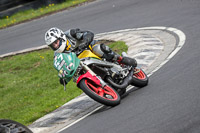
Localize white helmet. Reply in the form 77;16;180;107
45;27;67;53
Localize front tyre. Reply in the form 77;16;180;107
131;68;149;87
79;79;121;106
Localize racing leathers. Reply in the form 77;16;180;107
61;28;137;66
59;28;137;85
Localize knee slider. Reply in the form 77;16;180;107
100;43;111;53
92;44;104;57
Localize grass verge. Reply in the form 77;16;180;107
0;41;127;126
0;0;92;29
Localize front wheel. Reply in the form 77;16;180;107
131;68;149;87
79;79;121;106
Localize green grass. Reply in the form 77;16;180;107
0;49;83;125
0;0;90;29
108;41;128;55
0;41;127;126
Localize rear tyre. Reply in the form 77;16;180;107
79;79;121;106
131;68;149;87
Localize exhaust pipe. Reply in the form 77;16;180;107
106;69;134;90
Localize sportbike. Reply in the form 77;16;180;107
54;48;148;106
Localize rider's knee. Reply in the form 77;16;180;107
92;44;104;57
92;43;116;61
100;43;111;53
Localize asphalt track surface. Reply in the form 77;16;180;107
1;0;200;133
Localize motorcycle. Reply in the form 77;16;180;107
53;48;148;106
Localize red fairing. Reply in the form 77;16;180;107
77;71;101;86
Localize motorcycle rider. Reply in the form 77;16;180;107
45;27;137;84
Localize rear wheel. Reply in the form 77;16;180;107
131;68;149;87
79;79;121;106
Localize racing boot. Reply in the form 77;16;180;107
115;54;137;67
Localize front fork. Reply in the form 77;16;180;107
77;61;107;87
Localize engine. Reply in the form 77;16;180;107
81;57;130;83
109;65;130;83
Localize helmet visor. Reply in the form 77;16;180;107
49;39;62;51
